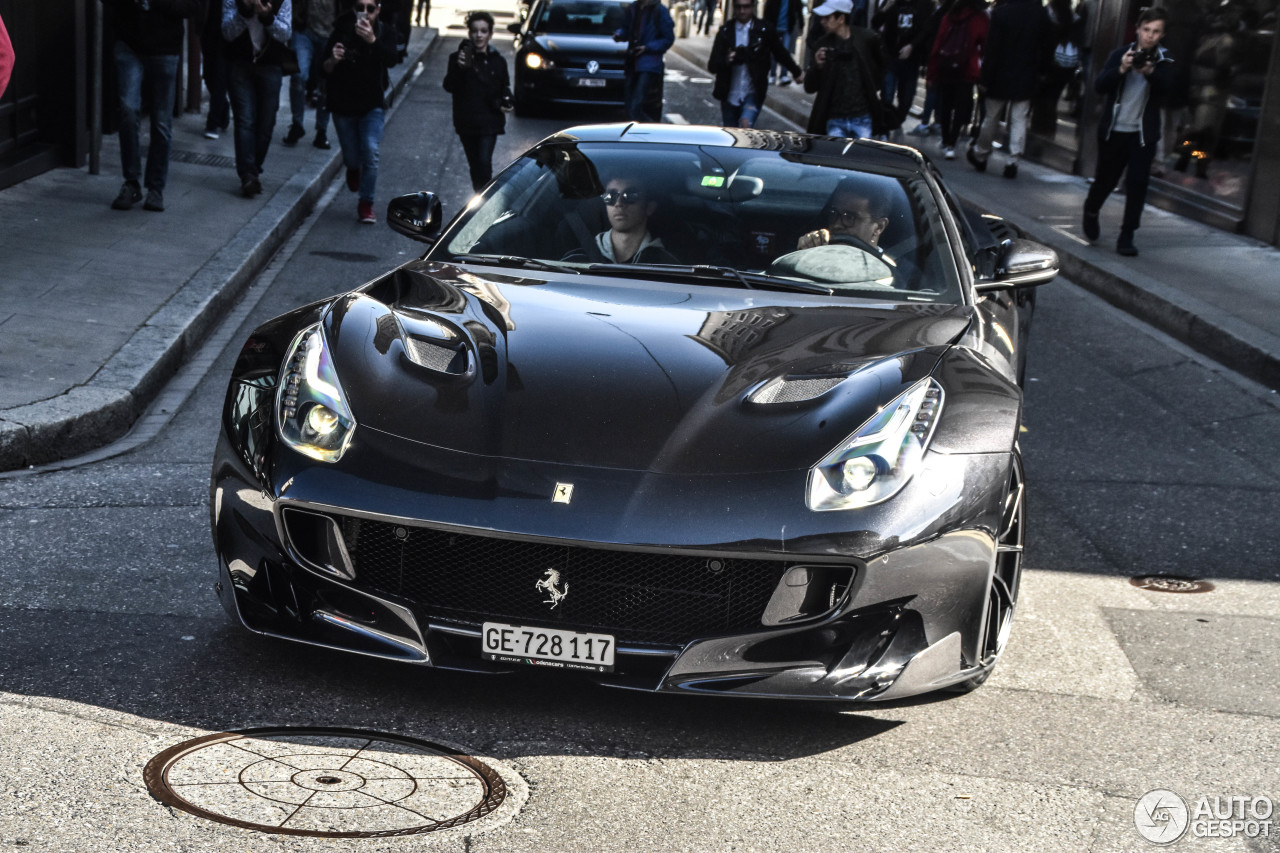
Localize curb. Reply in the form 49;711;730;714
0;32;439;473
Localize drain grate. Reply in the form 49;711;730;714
141;147;238;169
143;727;507;838
1129;575;1216;594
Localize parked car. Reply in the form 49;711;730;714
211;124;1056;701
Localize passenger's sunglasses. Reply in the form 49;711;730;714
823;205;873;227
602;188;644;206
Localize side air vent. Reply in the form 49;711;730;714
404;336;465;373
749;376;846;405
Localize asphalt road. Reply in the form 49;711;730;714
0;38;1277;853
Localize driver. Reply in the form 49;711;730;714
565;176;679;264
797;178;891;252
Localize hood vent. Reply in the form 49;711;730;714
404;336;462;373
750;375;847;405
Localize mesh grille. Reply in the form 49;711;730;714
753;376;845;405
403;337;457;372
334;516;793;647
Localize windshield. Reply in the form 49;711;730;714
435;142;963;304
531;0;624;35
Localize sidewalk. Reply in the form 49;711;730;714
670;31;1280;392
0;29;436;473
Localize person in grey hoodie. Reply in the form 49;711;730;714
1082;6;1173;256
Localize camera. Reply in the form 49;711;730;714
1130;44;1157;69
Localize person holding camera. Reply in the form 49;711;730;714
321;0;398;223
612;0;674;123
804;0;887;140
443;11;512;192
708;0;802;128
1082;6;1173;256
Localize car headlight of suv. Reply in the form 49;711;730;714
807;378;943;511
524;51;551;69
276;325;357;463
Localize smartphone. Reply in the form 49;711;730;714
356;10;368;23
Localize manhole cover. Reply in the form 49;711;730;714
143;727;507;837
1129;575;1216;594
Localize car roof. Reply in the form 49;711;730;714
543;123;930;173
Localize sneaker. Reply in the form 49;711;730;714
778;74;792;86
1082;207;1100;241
283;123;305;146
346;167;361;193
142;188;164;211
944;147;956;160
313;133;331;150
111;181;142;210
357;199;376;224
241;176;262;198
966;145;987;172
204;127;220;140
1002;162;1018;179
906;122;932;137
1116;230;1138;256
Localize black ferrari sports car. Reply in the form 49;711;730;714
211;124;1057;701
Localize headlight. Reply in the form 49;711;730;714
806;378;943;511
525;51;548;69
276;325;357;462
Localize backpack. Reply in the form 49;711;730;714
936;18;969;75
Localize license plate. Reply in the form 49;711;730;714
482;622;615;672
577;77;607;87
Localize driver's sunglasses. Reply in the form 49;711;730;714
823;205;872;227
602;188;644;206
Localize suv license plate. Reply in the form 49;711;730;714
482;622;615;672
577;77;607;87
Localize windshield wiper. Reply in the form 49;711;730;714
451;253;581;275
585;263;835;295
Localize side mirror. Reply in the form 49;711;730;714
507;20;522;33
387;192;444;244
976;238;1059;291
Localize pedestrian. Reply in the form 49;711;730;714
1082;7;1173;256
201;0;231;139
284;0;336;150
965;0;1052;178
707;0;802;128
762;0;802;85
612;0;674;123
803;0;888;140
223;0;293;198
694;0;717;36
871;0;935;133
904;0;950;137
924;0;986;159
413;0;430;27
322;0;399;223
0;12;15;98
443;11;512;191
105;0;202;212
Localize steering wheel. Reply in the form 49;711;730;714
827;232;882;257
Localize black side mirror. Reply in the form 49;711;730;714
507;20;522;33
387;192;444;244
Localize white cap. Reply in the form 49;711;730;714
813;0;853;16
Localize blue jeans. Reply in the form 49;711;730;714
458;133;497;191
333;109;385;202
289;29;330;134
624;70;660;123
114;42;179;191
720;93;761;129
227;58;284;182
881;58;919;127
826;113;873;139
770;29;794;80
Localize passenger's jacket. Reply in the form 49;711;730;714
320;12;399;115
707;18;801;104
1094;43;1174;146
442;41;511;136
614;0;675;74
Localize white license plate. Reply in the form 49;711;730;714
577;77;607;87
482;622;615;672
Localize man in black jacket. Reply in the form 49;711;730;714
871;0;935;133
966;0;1053;179
1082;7;1173;256
804;0;887;139
105;0;202;212
708;0;802;128
322;0;399;223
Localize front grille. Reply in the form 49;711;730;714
335;516;792;647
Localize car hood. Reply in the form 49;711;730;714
323;263;971;475
531;33;627;61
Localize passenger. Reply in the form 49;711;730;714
797;177;892;251
564;177;679;264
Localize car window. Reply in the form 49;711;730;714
532;0;623;34
436;142;964;304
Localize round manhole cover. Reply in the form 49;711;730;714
1129;575;1216;594
143;727;507;837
